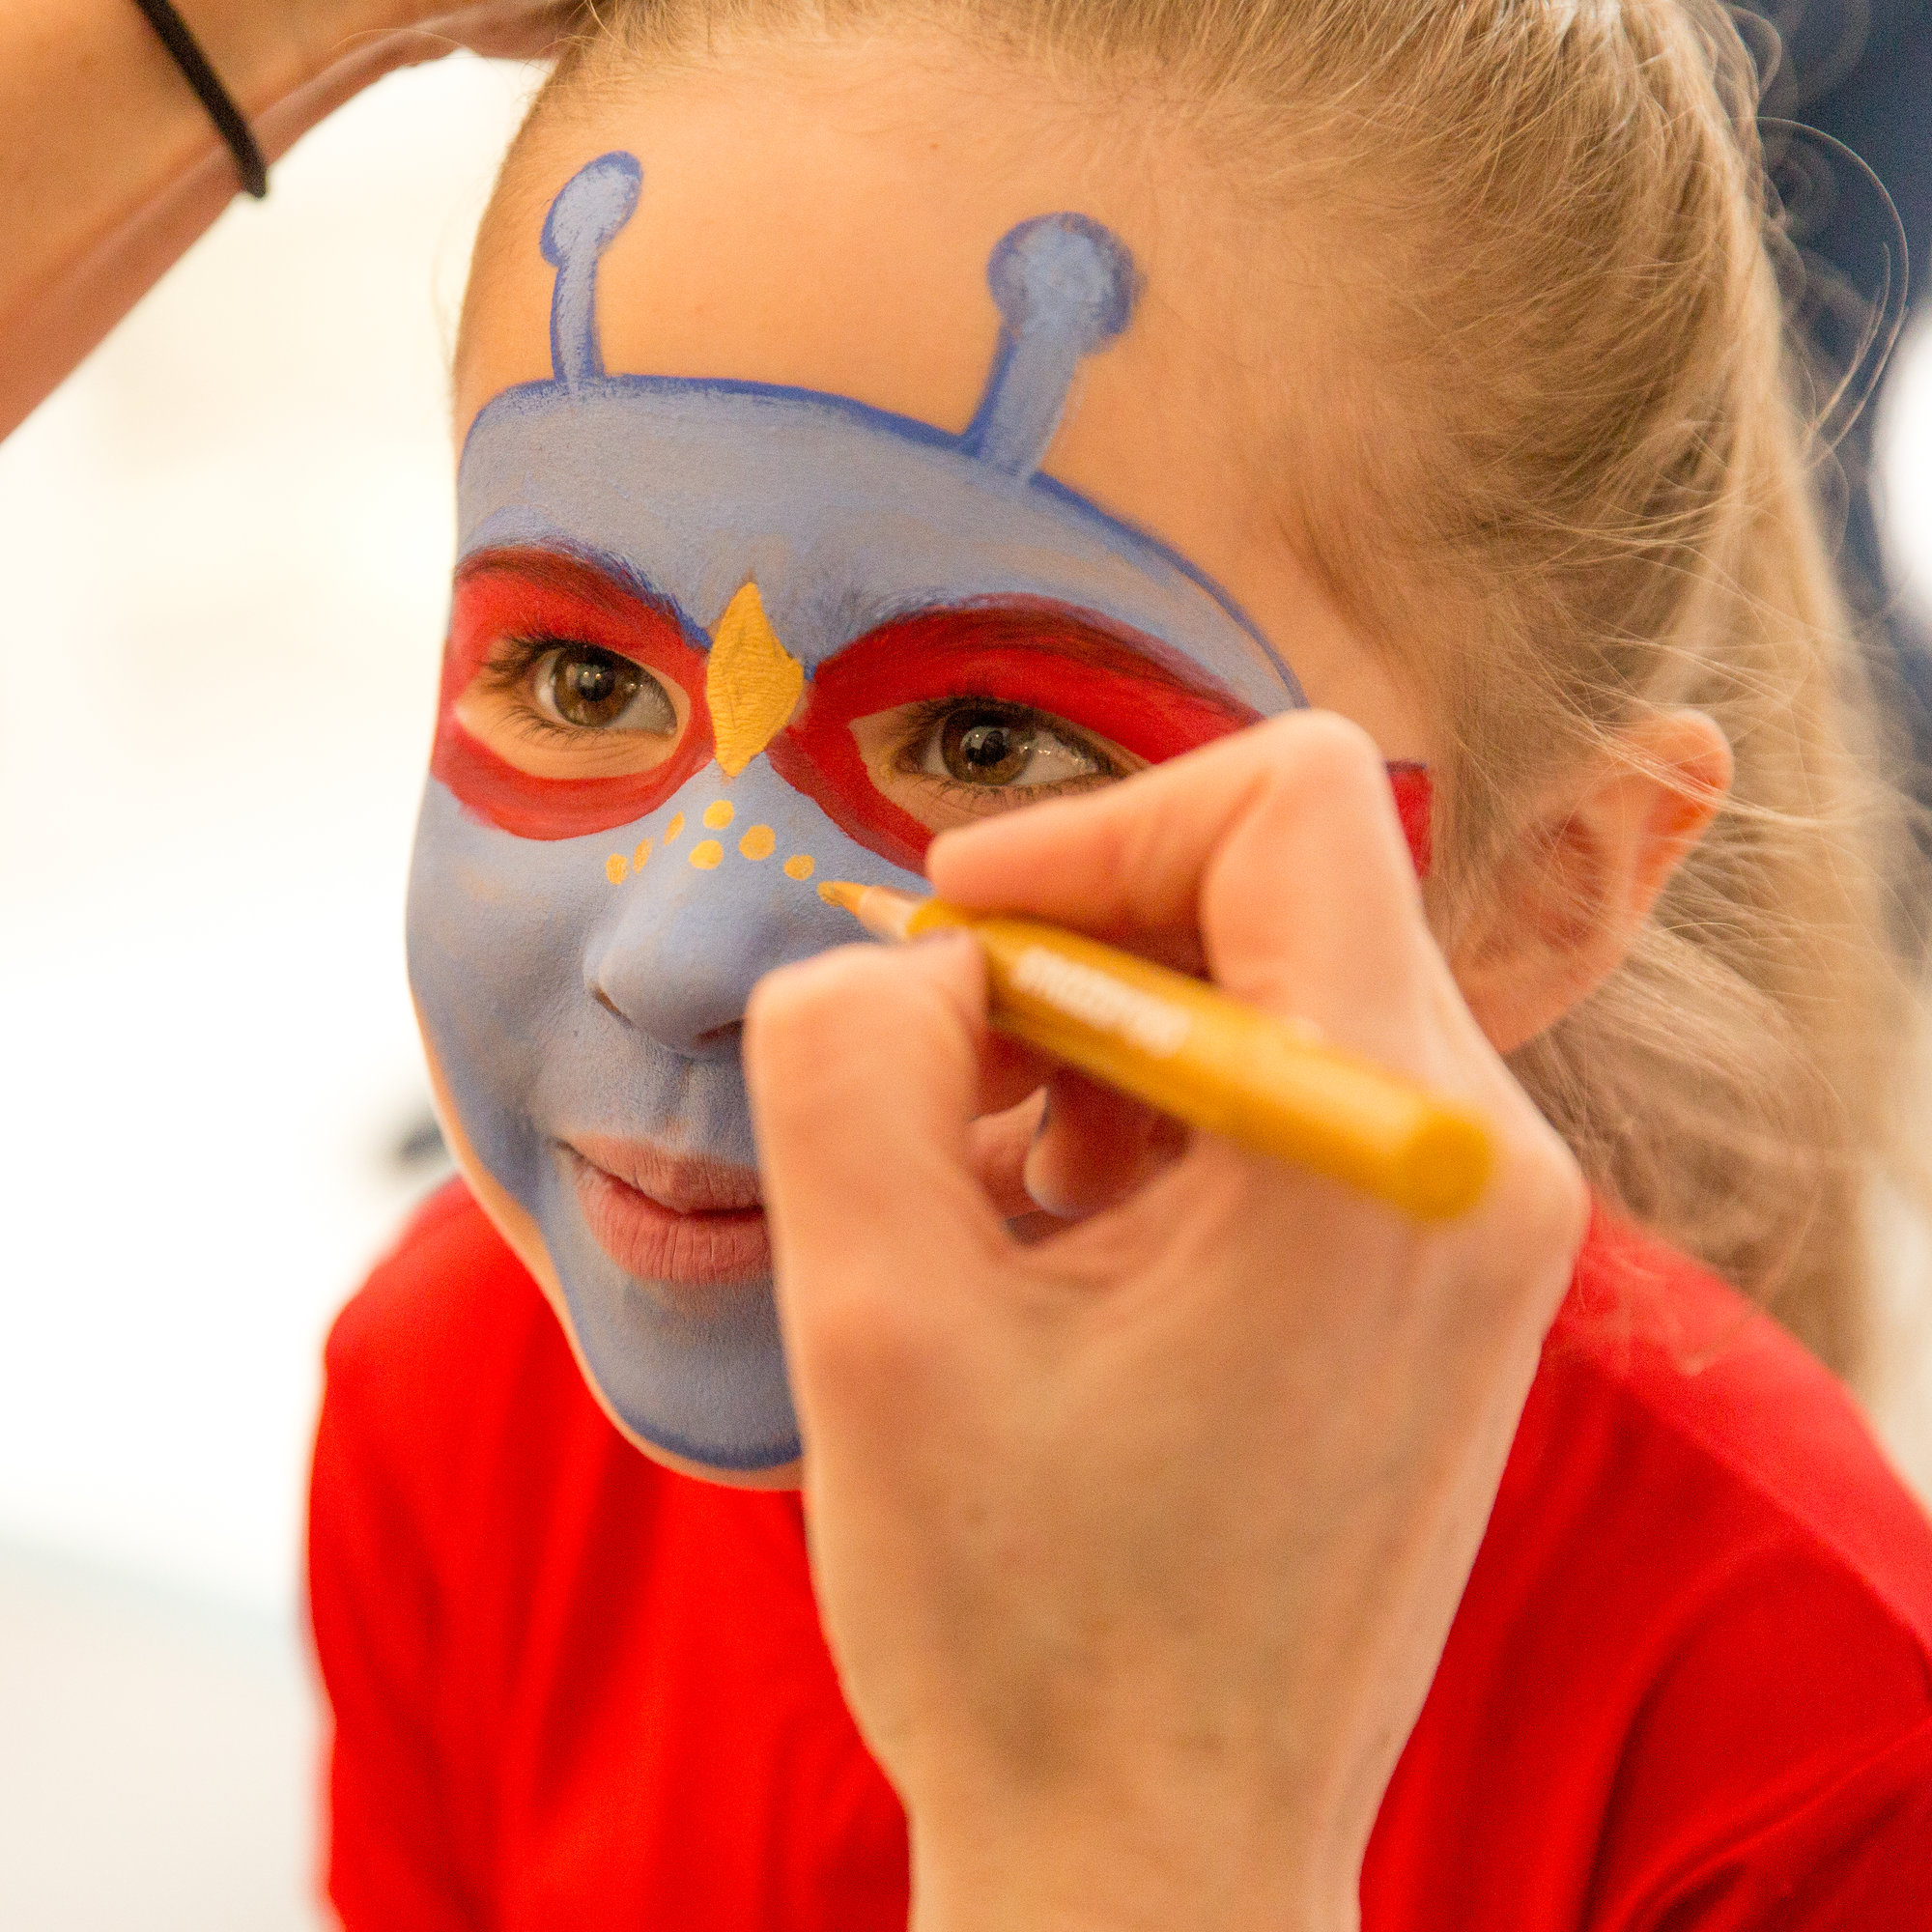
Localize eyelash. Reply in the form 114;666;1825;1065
475;642;1124;791
479;635;639;744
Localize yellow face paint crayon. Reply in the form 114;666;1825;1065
818;881;1493;1222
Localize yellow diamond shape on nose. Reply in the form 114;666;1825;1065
707;582;805;779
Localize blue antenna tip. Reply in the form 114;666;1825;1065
541;152;644;270
985;213;1141;350
962;213;1144;479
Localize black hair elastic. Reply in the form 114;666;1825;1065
130;0;269;199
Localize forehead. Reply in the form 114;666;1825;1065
455;45;1289;565
460;376;1298;704
452;43;1429;751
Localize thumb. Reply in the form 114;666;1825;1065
744;932;1010;1378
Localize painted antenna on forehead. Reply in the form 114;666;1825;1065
962;213;1142;481
541;151;644;396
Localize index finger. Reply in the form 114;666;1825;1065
925;712;1432;1037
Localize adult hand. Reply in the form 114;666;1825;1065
251;0;579;199
1;0;581;437
326;0;580;69
745;713;1588;1932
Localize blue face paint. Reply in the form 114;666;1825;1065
407;151;1306;1471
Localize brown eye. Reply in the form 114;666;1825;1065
552;646;639;725
533;643;677;734
940;707;1037;785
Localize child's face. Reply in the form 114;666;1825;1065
412;43;1428;1476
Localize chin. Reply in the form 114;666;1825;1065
420;1040;806;1485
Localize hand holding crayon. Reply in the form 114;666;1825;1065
820;881;1494;1221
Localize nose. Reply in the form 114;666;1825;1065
586;830;808;1059
582;584;883;1060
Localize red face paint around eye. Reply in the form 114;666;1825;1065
767;601;1434;876
767;602;1263;871
433;548;715;841
435;568;1436;871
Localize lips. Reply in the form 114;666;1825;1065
564;1135;770;1286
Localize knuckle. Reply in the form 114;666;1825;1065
748;943;983;1125
1548;1155;1592;1256
1215;713;1407;899
1267;709;1386;799
749;946;888;1036
746;953;883;1094
795;1276;939;1410
1500;1122;1591;1264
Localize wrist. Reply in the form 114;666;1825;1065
159;0;492;189
166;0;424;115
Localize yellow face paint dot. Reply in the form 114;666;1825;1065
633;838;652;870
690;839;724;870
665;812;685;842
783;854;815;881
702;799;735;830
605;854;628;884
738;824;776;862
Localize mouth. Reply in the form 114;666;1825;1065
563;1134;770;1287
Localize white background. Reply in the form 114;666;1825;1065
0;53;535;1928
2;49;1931;1930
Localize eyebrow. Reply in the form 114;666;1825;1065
457;543;659;608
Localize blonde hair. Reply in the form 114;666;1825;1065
521;0;1927;1383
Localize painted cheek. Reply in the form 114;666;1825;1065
432;548;716;840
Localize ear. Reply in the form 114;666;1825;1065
1451;709;1732;1054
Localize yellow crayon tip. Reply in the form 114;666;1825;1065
821;881;926;941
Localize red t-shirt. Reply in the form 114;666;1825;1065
308;1182;1932;1928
